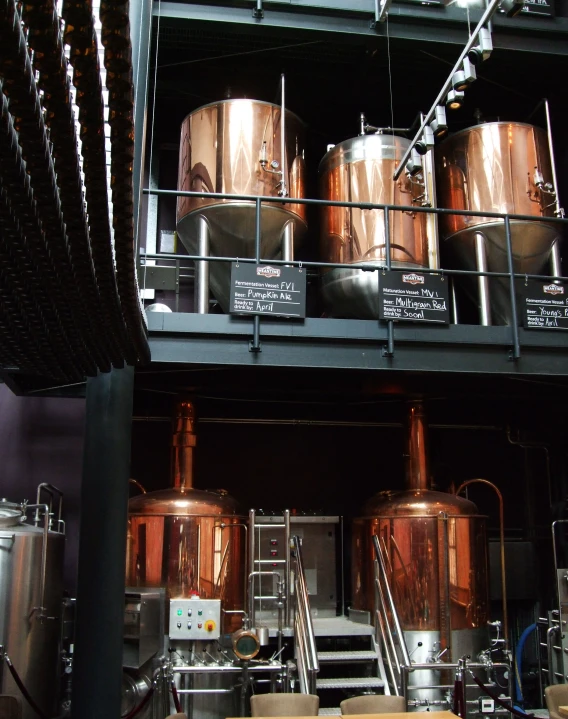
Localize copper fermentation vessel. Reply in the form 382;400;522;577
177;99;307;309
436;122;561;323
319;134;429;318
352;402;489;703
126;401;245;633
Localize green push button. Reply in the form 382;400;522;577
177;609;183;616
198;610;203;616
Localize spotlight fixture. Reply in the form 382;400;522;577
467;28;493;65
451;57;477;92
500;0;524;16
406;149;423;176
415;126;435;155
446;89;465;111
430;106;448;139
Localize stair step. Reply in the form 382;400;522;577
316;677;384;690
318;650;377;663
318;709;341;716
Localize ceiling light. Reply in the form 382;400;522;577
446;89;465;111
406;149;423;176
451;57;477;91
467;28;493;65
430;106;448;139
415;126;435;155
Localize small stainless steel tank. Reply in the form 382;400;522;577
176;99;307;310
319;134;429;318
0;491;65;719
436;122;561;323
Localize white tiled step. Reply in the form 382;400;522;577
316;677;384;690
318;708;341;716
318;651;378;662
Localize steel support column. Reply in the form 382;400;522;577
71;366;135;719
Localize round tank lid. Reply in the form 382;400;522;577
182;98;305;127
437;120;542;147
319;133;410;174
0;498;25;527
360;489;482;517
128;486;244;516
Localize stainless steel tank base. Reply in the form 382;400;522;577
321;263;424;319
177;206;307;311
404;628;489;712
444;221;560;324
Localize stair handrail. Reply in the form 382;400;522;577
292;535;319;694
372;534;411;694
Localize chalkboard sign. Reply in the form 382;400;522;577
379;271;450;324
523;280;568;329
518;0;554;17
230;263;306;318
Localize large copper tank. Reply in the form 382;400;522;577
352;403;489;705
126;401;245;633
319;134;429;318
176;99;307;310
436;122;561;323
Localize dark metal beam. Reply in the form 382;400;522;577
71;367;135;719
154;1;568;55
147;313;568;375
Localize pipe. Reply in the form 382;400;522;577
514;623;537;701
196;216;210;314
280;74;287;197
474;232;492;326
454;479;508;650
284;509;291;628
172;399;197;490
282;222;294;263
129;478;147;494
406;401;429;491
544;99;564;219
468;671;535;718
2;651;49;719
248;509;256;629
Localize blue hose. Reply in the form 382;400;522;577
515;623;538;702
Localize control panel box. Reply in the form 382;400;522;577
169;598;221;641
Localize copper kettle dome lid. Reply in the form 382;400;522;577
361;488;480;518
129;486;243;517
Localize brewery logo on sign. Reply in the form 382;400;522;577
256;266;281;278
543;284;564;295
402;273;425;285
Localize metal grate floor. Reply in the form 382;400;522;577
316;677;384;690
318;650;378;662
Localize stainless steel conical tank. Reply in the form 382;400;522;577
435;122;561;324
319;134;429;318
176;99;307;310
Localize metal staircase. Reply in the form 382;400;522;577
313;620;388;715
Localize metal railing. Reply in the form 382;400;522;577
372;534;411;697
292;535;319;695
141;187;568;359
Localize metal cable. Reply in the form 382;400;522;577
99;0;150;365
0;0;98;376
